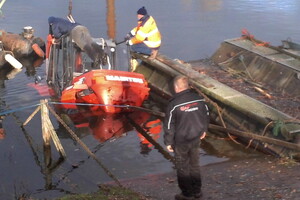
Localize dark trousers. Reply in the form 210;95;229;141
174;140;202;197
71;26;106;65
130;43;152;55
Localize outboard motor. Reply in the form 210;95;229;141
22;26;34;40
0;27;45;58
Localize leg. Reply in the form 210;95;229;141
189;140;202;196
174;144;194;198
130;43;152;55
71;25;107;66
71;26;94;52
149;49;158;59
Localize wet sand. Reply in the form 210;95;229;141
118;155;300;200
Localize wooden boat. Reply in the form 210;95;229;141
46;34;150;113
131;38;300;159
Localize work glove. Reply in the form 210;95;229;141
126;39;131;45
124;33;131;41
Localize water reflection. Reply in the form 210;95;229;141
0;115;4;139
20;57;44;77
180;0;222;11
230;0;298;12
0;56;43;84
0;64;14;88
57;105;162;151
200;0;222;11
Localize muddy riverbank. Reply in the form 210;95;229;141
116;155;299;200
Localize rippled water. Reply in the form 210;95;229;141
0;0;299;198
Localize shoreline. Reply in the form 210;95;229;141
116;155;299;200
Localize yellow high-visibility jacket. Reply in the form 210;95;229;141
129;15;161;49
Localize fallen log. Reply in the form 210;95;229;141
209;124;300;151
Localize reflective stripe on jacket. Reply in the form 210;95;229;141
163;89;210;146
130;15;161;48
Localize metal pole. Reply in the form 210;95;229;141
0;0;7;9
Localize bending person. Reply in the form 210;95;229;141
48;16;106;67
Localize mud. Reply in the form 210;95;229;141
118;155;300;200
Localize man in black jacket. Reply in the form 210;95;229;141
164;75;209;200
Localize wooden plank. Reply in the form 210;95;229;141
209;124;300;151
41;99;51;167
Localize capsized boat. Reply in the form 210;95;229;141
46;32;150;113
60;69;150;113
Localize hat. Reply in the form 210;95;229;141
137;6;147;15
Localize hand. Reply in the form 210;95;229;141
51;38;60;44
124;33;131;40
126;39;132;46
167;145;174;152
200;132;206;140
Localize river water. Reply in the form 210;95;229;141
0;0;299;199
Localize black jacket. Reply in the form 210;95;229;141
163;89;209;146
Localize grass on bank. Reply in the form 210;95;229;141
56;185;148;200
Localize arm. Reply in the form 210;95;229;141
51;24;63;39
163;103;176;152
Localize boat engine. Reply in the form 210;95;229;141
22;26;34;39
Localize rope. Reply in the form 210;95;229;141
241;28;270;47
191;86;241;145
50;101;133;108
0;103;42;116
0;101;165;118
67;0;75;23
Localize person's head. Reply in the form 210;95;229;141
173;75;189;93
137;6;148;19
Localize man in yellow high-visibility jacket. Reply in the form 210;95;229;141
126;6;161;59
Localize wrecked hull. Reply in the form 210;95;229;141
211;37;300;97
132;52;300;159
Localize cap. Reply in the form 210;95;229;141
137;6;147;15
